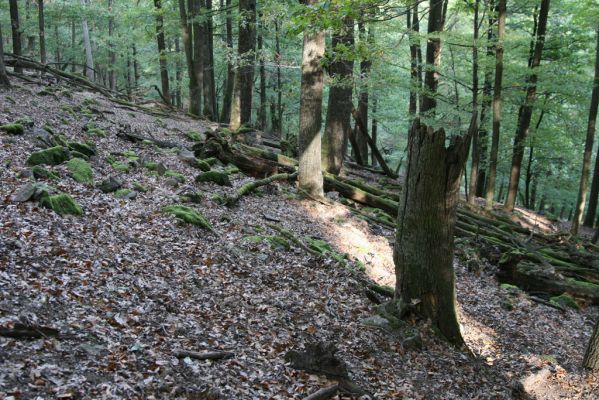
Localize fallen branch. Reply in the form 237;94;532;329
266;223;320;256
0;323;59;339
173;349;234;361
304;384;339;400
226;172;298;206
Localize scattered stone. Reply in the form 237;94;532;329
98;176;123;193
39;193;83;216
401;332;423;351
196;171;231;186
18;169;33;179
195;159;212;172
32;127;55;148
132;182;148;193
163;205;213;231
26;146;70;166
11;183;37;202
66;158;94;185
114;188;137;200
550;293;580;310
1;123;25;135
165;170;185;184
177;149;197;165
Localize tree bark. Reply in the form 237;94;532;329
298;0;325;198
220;0;235;122
179;0;201;115
355;20;371;165
108;0;116;90
322;16;354;175
154;0;171;105
257;26;267;130
132;44;140;87
37;0;46;64
393;0;468;346
275;20;283;135
191;0;205;114
372;96;378;167
0;23;11;87
201;0;217;120
175;37;183;108
230;0;257;130
584;320;599;371
80;0;95;82
504;0;551;212
25;0;35;56
70;19;76;73
485;0;506;210
9;0;22;74
467;0;481;205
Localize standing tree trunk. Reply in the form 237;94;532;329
201;0;217;120
275;20;283;135
355;19;371;165
230;0;257;130
191;0;205;115
175;37;183;108
25;0;35;56
70;19;76;73
572;28;599;235
0;23;11;87
297;0;325;198
257;25;267;130
467;0;481;204
372;96;378;167
220;0;235;122
322;16;354;175
504;0;551;212
80;0;95;82
37;0;46;64
154;0;171;105
485;0;506;210
108;0;116;90
179;0;201;116
9;0;22;74
584;320;599;370
393;0;470;346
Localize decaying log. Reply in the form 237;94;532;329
304;384;339;400
173;349;234;361
0;323;59;339
226;172;298;205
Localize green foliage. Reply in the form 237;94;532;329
66;158;94;185
27;146;70;166
165;170;186;183
0;123;24;135
32;166;59;180
196;171;231;186
162;205;213;231
39;193;83;216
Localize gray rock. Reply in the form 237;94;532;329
361;315;392;330
98;176;123;193
401;332;423;351
18;169;33;179
33;128;55;148
11;183;36;202
164;177;181;188
156;163;167;176
178;149;197;165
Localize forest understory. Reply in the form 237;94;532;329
1;81;598;399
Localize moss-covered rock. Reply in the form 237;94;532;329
32;165;59;180
165;170;186;184
195;159;212;172
145;161;167;175
14;117;34;127
111;162;130;173
133;182;148;193
122;150;138;160
550;293;580;310
187;131;203;141
66;158;94;185
98;176;122;193
114;188;137;199
0;123;24;135
71;151;89;160
87;128;106;137
39;193;83;216
163;205;213;230
244;235;290;250
68;141;96;157
27;146;70;166
181;191;203;204
195;171;231;186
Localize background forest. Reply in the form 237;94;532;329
2;0;598;221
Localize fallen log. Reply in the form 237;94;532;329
173;349;234;361
0;323;59;339
304;384;339;400
226;172;298;205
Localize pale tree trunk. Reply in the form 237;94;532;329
485;0;506;211
108;0;116;90
25;0;35;56
0;24;11;87
298;0;325;198
37;0;46;64
178;0;201;116
467;0;480;204
230;0;257;130
154;0;171;105
220;0;235;122
9;0;22;74
575;28;599;232
322;16;354;175
80;0;95;82
393;0;470;346
584;320;599;370
504;0;551;212
257;27;267;130
355;19;371;165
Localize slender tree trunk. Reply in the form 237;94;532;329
201;0;217;119
108;0;116;90
154;0;171;105
0;23;11;87
275;20;283;135
525;140;535;208
179;0;201;115
504;0;551;212
132;44;140;87
584;320;599;370
298;0;325;198
571;28;599;235
393;0;468;346
25;0;35;56
191;0;205;115
220;0;235;122
175;37;183;108
37;0;46;64
467;0;481;204
9;0;22;74
257;26;267;130
485;0;506;210
80;0;95;81
372;96;378;167
230;0;257;130
70;19;76;73
126;47;132;98
54;24;61;65
322;16;354;175
355;20;371;165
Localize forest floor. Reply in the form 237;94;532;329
1;81;598;399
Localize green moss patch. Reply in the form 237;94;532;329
32;166;59;180
68;141;96;157
39;193;83;216
306;237;348;263
111;162;130;173
165;170;186;184
27;146;70;166
114;188;135;199
66;158;94;185
163;205;213;231
550;293;580;310
133;182;148;193
0;123;24;135
187;131;202;141
244;235;290;250
195;171;231;186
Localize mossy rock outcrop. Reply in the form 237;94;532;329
0;123;24;135
67;141;96;157
163;205;213;231
98;176;122;193
27;146;70;166
165;170;186;184
32;166;59;180
550;293;580;310
195;171;231;186
114;188;137;199
66;158;94;185
40;193;83;216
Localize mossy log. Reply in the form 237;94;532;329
226;172;298;206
